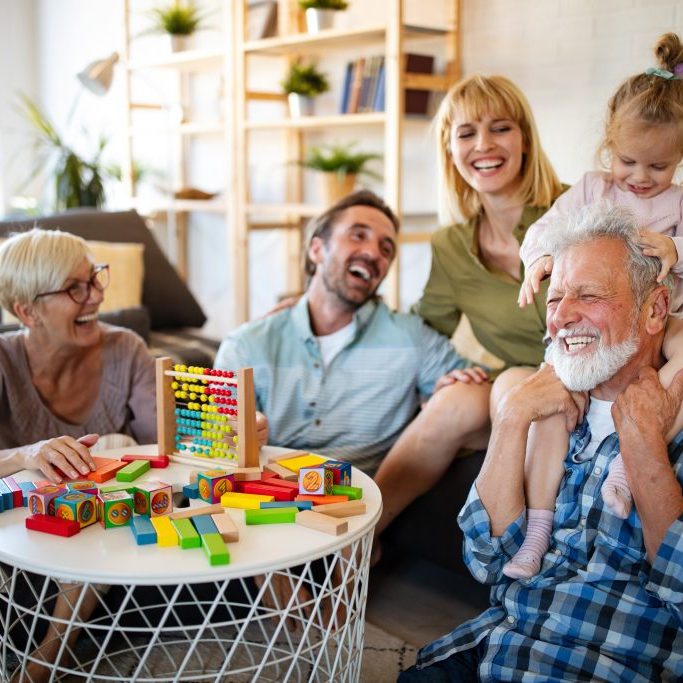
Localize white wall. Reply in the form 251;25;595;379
0;0;680;338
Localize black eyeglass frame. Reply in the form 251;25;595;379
33;264;110;304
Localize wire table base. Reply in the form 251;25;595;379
1;531;372;683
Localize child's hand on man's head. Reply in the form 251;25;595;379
639;230;678;281
518;255;553;308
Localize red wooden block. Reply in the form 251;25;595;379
121;454;170;468
241;482;297;502
26;514;81;537
295;494;349;506
257;477;299;492
3;477;24;507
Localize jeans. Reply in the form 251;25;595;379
398;640;485;682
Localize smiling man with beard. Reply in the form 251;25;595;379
215;190;468;475
404;202;683;682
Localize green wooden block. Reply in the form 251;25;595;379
116;460;150;482
171;518;201;549
201;533;230;566
331;484;362;500
245;507;297;525
100;484;135;494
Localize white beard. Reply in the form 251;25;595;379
546;328;638;392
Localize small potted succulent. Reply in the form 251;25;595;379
281;61;330;117
299;0;348;34
149;1;205;51
301;142;381;204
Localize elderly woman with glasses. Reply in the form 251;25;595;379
0;227;156;483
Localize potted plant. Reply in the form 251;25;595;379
281;61;330;117
299;0;348;34
149;1;205;51
300;142;381;204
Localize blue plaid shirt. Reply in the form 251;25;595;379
418;419;683;681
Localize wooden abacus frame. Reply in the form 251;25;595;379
155;357;259;469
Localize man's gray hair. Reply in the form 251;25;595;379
540;201;673;308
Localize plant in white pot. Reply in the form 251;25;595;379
149;1;206;51
299;0;349;34
301;142;382;205
281;61;330;118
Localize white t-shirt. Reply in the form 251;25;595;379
575;396;615;462
316;320;356;368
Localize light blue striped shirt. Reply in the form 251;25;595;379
215;296;467;473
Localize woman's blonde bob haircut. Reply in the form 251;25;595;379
0;228;91;313
435;74;562;223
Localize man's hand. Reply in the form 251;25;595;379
639;231;678;282
434;366;488;393
519;255;553;308
497;363;587;432
22;434;99;484
256;411;269;447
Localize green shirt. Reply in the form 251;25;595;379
415;205;551;370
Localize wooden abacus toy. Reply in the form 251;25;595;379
156;358;259;470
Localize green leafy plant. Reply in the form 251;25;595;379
281;62;330;97
150;1;204;35
299;0;349;9
18;94;113;211
301;142;382;180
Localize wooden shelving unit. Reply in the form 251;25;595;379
231;0;460;323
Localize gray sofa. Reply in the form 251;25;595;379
0;209;220;366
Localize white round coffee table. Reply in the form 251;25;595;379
0;445;382;682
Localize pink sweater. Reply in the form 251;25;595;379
520;171;683;314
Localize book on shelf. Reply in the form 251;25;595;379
339;61;354;114
373;60;385;112
346;58;365;114
404;53;434;116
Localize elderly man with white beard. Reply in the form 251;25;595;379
402;203;683;683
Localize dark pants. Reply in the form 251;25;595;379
398;640;485;682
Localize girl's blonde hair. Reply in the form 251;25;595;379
0;228;89;313
600;32;683;165
435;73;562;223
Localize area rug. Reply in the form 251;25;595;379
361;620;417;681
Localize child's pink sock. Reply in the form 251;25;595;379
502;508;554;580
600;453;632;519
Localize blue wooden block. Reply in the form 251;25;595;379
18;482;36;507
183;483;199;499
260;500;313;511
0;480;13;509
190;514;218;536
130;515;157;545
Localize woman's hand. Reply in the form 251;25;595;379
434;366;489;393
23;434;99;484
639;231;678;281
518;255;553;308
256;411;269;447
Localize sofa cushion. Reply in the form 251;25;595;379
0;210;206;330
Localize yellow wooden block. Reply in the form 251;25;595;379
220;491;274;510
276;453;327;473
151;516;178;547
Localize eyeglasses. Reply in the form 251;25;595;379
34;264;110;304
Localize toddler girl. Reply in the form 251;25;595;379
507;32;683;579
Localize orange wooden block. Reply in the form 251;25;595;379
295;494;349;506
90;461;128;483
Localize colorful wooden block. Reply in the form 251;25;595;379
190;514;219;536
330;484;362;500
245;507;297;525
260;500;313;511
121;454;170;468
238;481;297;501
116;460;151;482
314;500;366;518
294;494;349;506
130;515;157;545
262;462;299;481
298;466;332;496
54;492;97;528
151;516;178;546
258;476;299;492
220;491;274;510
197;470;235;504
324;460;352;486
201;533;230;565
97;491;134;528
18;481;36;506
99;484;135;494
211;511;239;542
183;483;199;499
133;481;172;517
0;479;14;509
232;467;262;481
26;514;80;537
275;453;327;473
28;485;67;516
295;510;348;536
171;518;201;549
66;480;98;496
90;460;127;483
3;477;24;508
168;503;224;520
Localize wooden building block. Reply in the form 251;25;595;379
261;500;313;511
26;514;81;537
220;491;273;510
239;481;297;501
2;477;24;508
130;516;157;545
262;462;299;481
18;481;36;506
211;511;239;542
266;450;309;463
232;467;262;481
171;518;201;549
295;510;348;536
275;454;327;473
90;460;127;483
314;500;367;518
151;516;178;546
331;484;363;500
168;503;224;520
190;514;219;536
121;454;170;468
201;532;230;566
0;479;13;509
100;484;135;494
262;477;299;491
245;507;297;525
183;483;200;499
295;494;349;506
116;460;151;482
